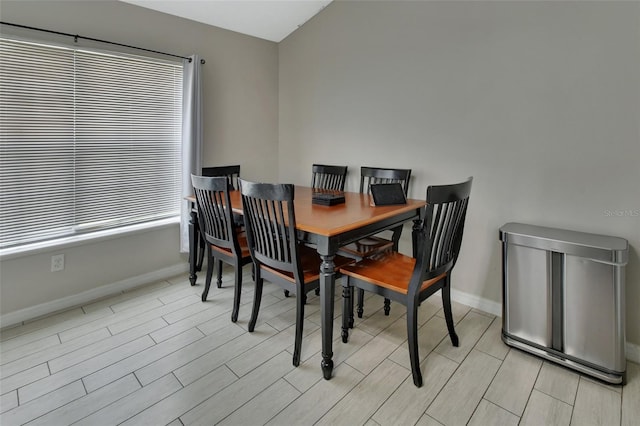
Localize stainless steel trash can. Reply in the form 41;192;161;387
500;223;628;384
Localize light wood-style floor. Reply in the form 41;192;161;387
1;267;638;426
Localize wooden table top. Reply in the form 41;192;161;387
190;186;425;237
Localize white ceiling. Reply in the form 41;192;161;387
119;0;332;42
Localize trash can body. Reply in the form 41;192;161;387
500;223;628;384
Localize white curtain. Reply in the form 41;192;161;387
180;55;203;252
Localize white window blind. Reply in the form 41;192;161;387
0;37;183;250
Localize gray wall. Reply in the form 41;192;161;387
278;1;640;346
0;0;279;316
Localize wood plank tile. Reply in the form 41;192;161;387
433;311;492;364
282;322;373;393
19;335;154;403
134;322;245;386
226;326;297;378
150;303;230;343
415;414;445;426
474;317;509;360
315;359;409;425
468;399;520;426
436;299;472;325
266;363;364;426
57;300;162;342
83;327;204;392
372;352;458;426
344;316;407;375
118;367;236;426
174;324;278;386
0;328;110;380
75;373;184;426
0;390;18;414
107;295;198;335
354;299;406;338
1;308;85;340
534;361;580;405
0;335;60;365
1;380;85;426
180;351;296;426
1;307;112;350
387;315;449;370
484;348;542;416
622;361;640;426
80;280;170;314
49;318;166;373
520;389;572;426
27;374;141;426
1;363;50;394
571;378;621;426
217;378;301;425
426;349;501;425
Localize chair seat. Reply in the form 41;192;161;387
262;244;354;284
210;232;251;259
338;236;394;258
340;252;447;295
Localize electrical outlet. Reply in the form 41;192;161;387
51;254;65;272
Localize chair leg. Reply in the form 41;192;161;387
442;276;459;347
292;288;305;367
407;298;423;387
357;289;364;318
248;273;263;332
216;259;223;288
231;264;242;323
201;249;214;302
383;298;391;316
341;280;351;343
348;287;355;329
196;234;206;272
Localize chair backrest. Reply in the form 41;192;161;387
360;166;412;195
311;164;348;191
191;174;239;253
239;179;303;281
201;165;241;190
412;177;473;289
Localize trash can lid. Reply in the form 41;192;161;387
499;222;628;265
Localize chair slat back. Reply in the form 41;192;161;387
415;177;472;285
191;174;237;252
360;166;412;195
202;165;241;190
240;179;300;276
311;164;348;191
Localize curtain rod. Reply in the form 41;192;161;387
0;21;205;64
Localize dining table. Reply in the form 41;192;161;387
187;186;426;380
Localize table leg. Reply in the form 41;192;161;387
189;209;198;286
320;253;336;380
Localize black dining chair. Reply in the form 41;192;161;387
239;179;353;366
191;174;252;322
340;177;473;387
196;165;242;285
338;166;412;317
311;164;348;191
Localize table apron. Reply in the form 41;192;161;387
304;209;421;256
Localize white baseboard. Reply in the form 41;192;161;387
449;288;640;364
451;288;502;317
0;263;189;329
626;342;640;364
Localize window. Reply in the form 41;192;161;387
0;37;183;251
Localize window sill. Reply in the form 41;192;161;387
0;217;180;261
